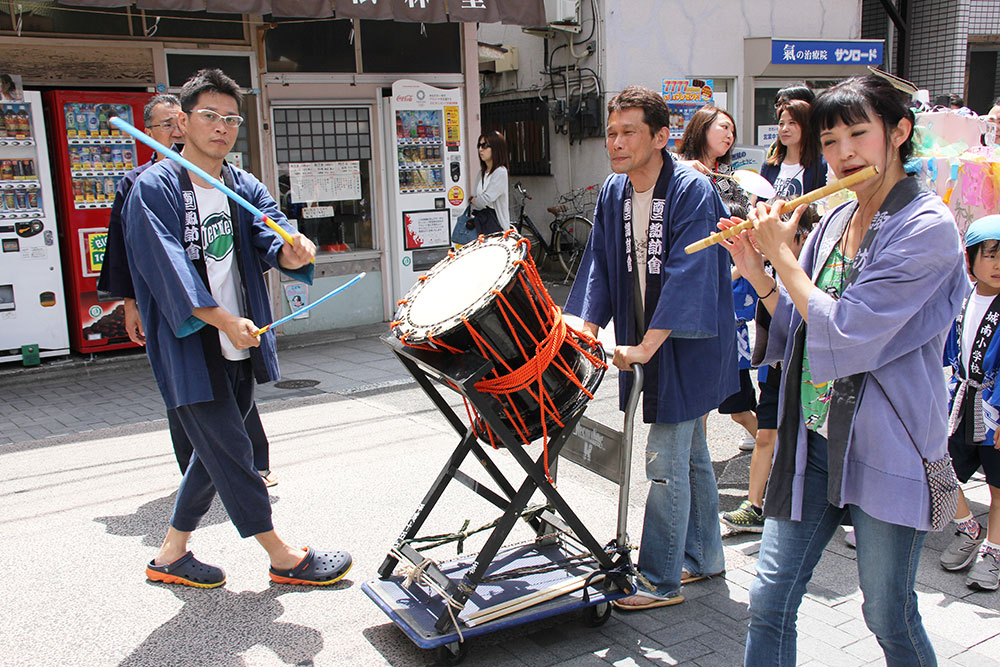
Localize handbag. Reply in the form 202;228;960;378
472;206;502;235
868;374;960;531
451;205;478;246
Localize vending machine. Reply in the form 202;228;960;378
43;90;154;354
0;90;69;363
383;79;469;300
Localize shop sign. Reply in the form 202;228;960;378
771;39;883;65
661;79;714;148
757;125;779;146
80;228;106;277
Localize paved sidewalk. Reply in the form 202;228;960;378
1;282;999;666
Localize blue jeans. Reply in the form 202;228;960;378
745;430;936;667
637;419;725;598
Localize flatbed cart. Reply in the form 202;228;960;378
362;337;643;664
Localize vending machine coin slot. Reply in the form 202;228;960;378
39;290;56;307
0;284;13;310
15;219;42;238
450;160;460;183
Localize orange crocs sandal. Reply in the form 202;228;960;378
269;547;352;586
146;551;226;589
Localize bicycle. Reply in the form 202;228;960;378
512;181;596;281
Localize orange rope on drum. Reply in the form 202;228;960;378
396;233;607;483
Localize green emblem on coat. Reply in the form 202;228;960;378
203;212;234;261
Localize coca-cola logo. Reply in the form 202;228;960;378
396;95;414;103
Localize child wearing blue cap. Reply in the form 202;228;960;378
942;214;1000;591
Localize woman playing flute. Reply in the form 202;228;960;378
719;74;969;666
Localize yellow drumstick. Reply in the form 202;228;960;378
683;165;880;254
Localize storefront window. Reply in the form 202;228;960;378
272;107;375;255
360;20;461;73
264;18;356;73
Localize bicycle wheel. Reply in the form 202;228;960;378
555;216;593;279
515;217;546;268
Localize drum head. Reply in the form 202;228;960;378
394;234;527;343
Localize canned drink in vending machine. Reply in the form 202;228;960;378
14;190;26;210
94;178;104;199
79;146;92;169
102;145;112;166
122;149;134;169
104;177;116;195
84;178;96;199
27;190;38;209
3;191;14;209
22;159;34;179
72;179;84;200
111;148;123;166
11;159;22;179
70;147;81;170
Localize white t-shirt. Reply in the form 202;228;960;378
773;161;806;200
194;183;249;361
962;290;996;373
631;185;654;298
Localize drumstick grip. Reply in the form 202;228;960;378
683;165;879;254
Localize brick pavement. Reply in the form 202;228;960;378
2;300;1000;664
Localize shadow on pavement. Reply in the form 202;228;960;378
119;583;345;667
95;493;280;548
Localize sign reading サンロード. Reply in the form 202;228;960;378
771;39;883;66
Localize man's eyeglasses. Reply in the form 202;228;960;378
190;108;244;128
477;142;489;149
147;121;178;131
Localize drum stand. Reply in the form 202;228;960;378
363;337;641;663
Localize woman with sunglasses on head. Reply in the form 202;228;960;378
469;130;510;233
719;74;969;665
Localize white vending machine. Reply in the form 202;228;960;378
383;79;469;301
0;90;68;363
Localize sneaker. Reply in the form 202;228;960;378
966;550;1000;591
844;528;856;549
721;499;764;533
737;431;756;452
940;528;985;571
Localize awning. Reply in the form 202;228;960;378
58;0;545;23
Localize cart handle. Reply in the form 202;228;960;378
616;363;642;551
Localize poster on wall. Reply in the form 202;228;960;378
0;73;24;102
288;160;361;203
662;79;714;148
283;282;310;319
403;209;450;250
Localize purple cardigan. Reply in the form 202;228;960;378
763;180;969;530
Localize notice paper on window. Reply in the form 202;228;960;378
288;161;361;203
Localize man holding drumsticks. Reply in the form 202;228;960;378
123;68;351;588
565;86;737;609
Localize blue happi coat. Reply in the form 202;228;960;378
945;288;1000;443
565;155;738;424
123;160;312;409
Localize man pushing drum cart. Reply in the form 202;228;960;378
363;85;739;661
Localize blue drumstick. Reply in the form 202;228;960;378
109;116;302;251
253;272;366;336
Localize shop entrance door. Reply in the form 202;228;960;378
270;105;377;257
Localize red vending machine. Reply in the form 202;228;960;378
43;91;154;354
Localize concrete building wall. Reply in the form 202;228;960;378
478;0;861;233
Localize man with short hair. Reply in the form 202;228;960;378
566;85;736;609
98;94;276;485
124;69;351;588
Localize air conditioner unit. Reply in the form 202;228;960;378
546;0;581;26
523;0;582;36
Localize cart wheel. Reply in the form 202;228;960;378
437;640;468;665
583;601;612;627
